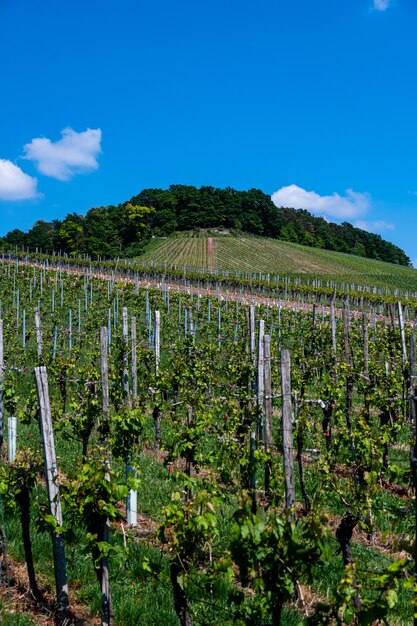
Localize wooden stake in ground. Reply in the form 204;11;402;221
280;349;295;509
0;319;3;450
398;301;407;365
34;366;69;617
408;332;417;626
362;313;370;422
410;331;417;493
131;316;137;406
249;305;255;359
34;307;43;360
263;335;273;497
331;302;337;358
122;307;130;403
250;431;257;514
155;310;161;372
153;311;161;448
257;319;265;440
99;327;112;626
343;306;356;475
362;313;369;381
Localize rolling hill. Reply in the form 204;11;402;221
138;232;417;292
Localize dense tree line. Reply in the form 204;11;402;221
0;185;411;266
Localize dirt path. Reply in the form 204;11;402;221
0;554;99;625
207;237;214;270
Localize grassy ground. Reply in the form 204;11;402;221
2;411;414;625
0;260;414;625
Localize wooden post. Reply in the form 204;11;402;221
131;316;137;406
398;301;407;364
343;308;356;477
99;327;111;626
312;303;317;331
280;349;295;509
389;304;396;331
277;301;282;351
263;335;272;496
122;307;130;403
343;306;350;366
34;366;69;615
78;299;81;340
363;314;369;380
155;311;161;373
0;319;3;450
410;332;417;487
52;325;58;360
409;332;417;626
101;327;110;419
122;307;138;526
188;307;194;339
153;310;162;449
249;306;255;359
257;320;265;440
398;301;407;421
34;307;43;359
363;314;370;422
331;302;337;358
16;288;19;329
186;406;194;480
69;309;72;351
22;309;26;351
250;432;257;514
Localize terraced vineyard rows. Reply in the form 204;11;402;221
140;233;417;293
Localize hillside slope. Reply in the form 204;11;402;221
139;232;417;291
1;185;411;267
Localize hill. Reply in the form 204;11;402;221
139;231;417;292
1;185;411;267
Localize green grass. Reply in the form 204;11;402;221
0;604;38;626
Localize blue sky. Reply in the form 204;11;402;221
1;0;417;262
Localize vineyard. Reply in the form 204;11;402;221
0;253;417;625
139;233;417;292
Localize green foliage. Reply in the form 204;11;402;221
0;255;416;625
61;452;128;527
230;497;327;622
2;184;411;265
0;447;43;510
157;486;220;561
110;406;147;459
309;558;411;625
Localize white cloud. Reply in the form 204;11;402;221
373;0;390;11
23;127;102;181
354;219;394;232
0;159;39;201
271;184;370;220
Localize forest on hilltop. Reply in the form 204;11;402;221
1;185;411;266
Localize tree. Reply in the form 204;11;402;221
123;203;155;243
26;220;59;252
58;214;85;254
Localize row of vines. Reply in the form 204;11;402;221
0;258;416;625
